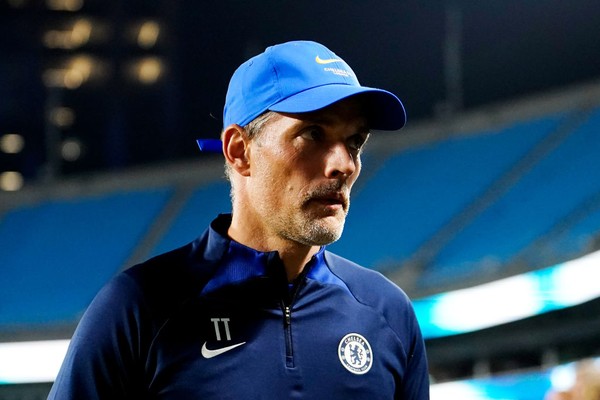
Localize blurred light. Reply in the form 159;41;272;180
0;340;69;383
61;138;82;161
70;19;92;47
43;69;82;89
430;274;541;333
64;69;84;88
415;248;600;339
45;0;83;11
129;57;163;85
0;134;25;154
43;56;97;89
550;364;576;392
43;19;92;50
49;107;76;128
0;171;24;192
70;56;95;80
552;250;600;306
137;21;160;49
430;381;484;400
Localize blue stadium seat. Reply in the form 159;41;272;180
0;187;172;327
421;108;600;288
151;180;231;256
330;114;563;273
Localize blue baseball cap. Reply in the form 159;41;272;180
225;40;406;131
197;41;406;152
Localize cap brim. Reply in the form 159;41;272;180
268;84;406;130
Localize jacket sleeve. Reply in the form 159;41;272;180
47;273;148;400
396;302;430;400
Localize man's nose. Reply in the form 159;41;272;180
324;143;357;179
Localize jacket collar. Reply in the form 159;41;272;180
201;214;326;295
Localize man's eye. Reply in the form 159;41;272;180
301;127;324;142
348;134;368;151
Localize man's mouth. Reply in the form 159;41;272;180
303;181;350;213
309;192;347;211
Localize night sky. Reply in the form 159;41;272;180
1;0;599;180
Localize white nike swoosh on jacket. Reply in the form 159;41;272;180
201;342;246;359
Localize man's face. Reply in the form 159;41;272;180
246;97;369;247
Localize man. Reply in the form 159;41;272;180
49;40;429;399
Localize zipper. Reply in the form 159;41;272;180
282;303;294;368
277;253;315;369
284;305;292;326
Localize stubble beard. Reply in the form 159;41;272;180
277;186;350;247
272;216;343;247
282;211;346;246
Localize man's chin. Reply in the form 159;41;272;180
304;217;345;245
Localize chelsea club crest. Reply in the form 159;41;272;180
338;333;373;375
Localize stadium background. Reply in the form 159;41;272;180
1;0;600;398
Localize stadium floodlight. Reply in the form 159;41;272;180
0;340;69;384
413;249;600;339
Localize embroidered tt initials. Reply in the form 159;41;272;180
210;318;231;341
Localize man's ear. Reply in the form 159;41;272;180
222;124;251;177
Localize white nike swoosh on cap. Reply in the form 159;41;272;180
201;341;246;359
315;55;343;64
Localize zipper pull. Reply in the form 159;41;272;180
284;306;291;326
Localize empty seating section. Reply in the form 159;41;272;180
420;108;600;288
0;188;172;327
330;114;563;272
150;180;231;256
4;107;600;330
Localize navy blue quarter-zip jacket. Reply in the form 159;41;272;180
49;214;429;399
